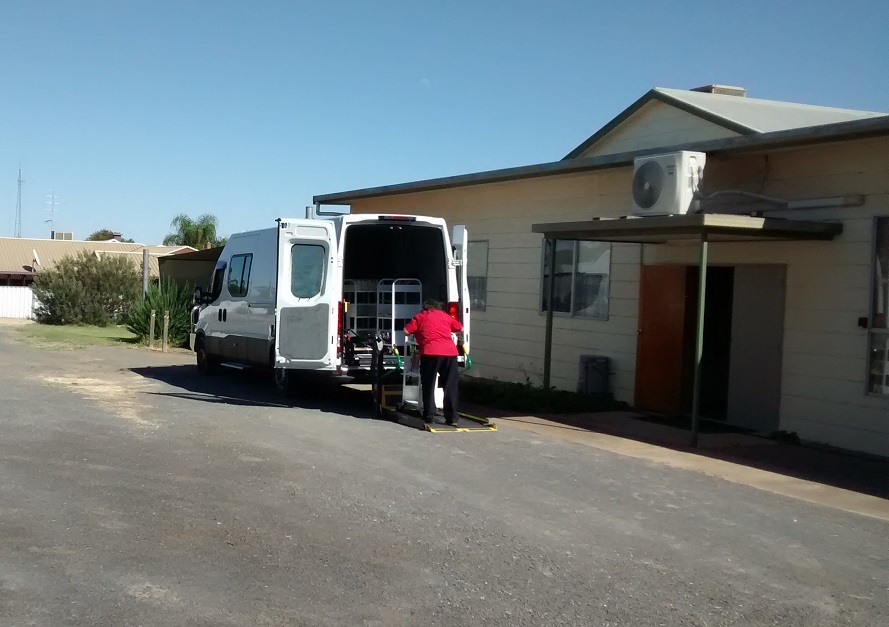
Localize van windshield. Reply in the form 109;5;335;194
209;263;226;301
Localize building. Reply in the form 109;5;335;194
314;85;889;457
0;238;194;318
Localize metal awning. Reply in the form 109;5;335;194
533;213;843;447
532;213;843;243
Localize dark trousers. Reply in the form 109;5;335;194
419;355;459;422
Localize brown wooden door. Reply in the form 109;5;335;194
634;265;690;414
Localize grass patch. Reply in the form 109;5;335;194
15;323;139;350
460;377;628;414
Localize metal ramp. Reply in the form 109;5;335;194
391;409;497;433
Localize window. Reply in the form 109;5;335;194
541;239;611;319
869;217;889;395
291;244;326;298
227;254;252;297
209;263;226;301
468;240;489;311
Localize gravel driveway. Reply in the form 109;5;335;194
0;323;886;626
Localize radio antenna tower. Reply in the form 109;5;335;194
45;190;59;235
14;168;24;238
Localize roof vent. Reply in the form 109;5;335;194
690;84;747;97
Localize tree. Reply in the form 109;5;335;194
32;251;142;326
86;229;134;243
163;213;225;249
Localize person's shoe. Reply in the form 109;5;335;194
423;415;435;425
445;418;458;426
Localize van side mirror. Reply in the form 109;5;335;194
194;287;204;305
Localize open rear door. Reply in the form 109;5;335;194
275;219;339;370
451;224;470;362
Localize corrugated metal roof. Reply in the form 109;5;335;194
314;114;889;205
0;238;195;278
563;87;888;159
653;87;887;133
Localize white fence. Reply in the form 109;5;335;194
0;286;36;319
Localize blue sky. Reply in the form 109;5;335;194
2;1;887;244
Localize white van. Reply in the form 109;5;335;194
192;211;470;391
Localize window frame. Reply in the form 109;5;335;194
467;239;489;312
226;254;253;298
539;239;611;321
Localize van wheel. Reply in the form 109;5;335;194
274;367;296;397
195;338;219;375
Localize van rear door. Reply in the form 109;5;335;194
451;224;470;360
275;219;339;370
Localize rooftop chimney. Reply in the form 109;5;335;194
690;84;747;97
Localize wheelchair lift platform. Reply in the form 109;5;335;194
375;383;497;433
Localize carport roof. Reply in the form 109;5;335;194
531;213;844;244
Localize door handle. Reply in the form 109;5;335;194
223;309;227;322
218;310;222;322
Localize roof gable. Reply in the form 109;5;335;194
564;87;888;160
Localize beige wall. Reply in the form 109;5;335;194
347;135;889;457
644;136;889;456
577;101;740;158
349;170;642;402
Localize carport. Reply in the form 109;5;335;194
532;213;844;446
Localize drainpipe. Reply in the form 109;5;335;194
543;238;556;389
690;233;708;447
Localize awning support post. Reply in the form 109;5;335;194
690;233;708;447
543;238;556;389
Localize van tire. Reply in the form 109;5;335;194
195;337;219;375
274;367;297;397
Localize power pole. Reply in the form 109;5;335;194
14;168;24;238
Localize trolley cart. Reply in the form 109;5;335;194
371;333;495;433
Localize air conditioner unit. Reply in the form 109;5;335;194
631;151;706;216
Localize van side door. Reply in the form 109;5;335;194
275;219;339;370
452;224;471;362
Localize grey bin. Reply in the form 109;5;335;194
578;355;610;397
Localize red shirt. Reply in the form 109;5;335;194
403;309;463;356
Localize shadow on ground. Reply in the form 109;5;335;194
463;402;889;501
129;364;376;422
129;363;888;501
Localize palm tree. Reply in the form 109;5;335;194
163;214;225;249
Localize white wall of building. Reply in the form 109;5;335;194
0;286;36;319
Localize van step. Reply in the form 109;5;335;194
220;362;249;370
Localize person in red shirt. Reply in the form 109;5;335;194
403;299;464;425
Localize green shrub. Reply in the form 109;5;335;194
32;251;142;326
127;278;194;347
460;377;628;414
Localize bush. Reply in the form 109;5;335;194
460;377;628;414
127;278;194;347
32;251;142;326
